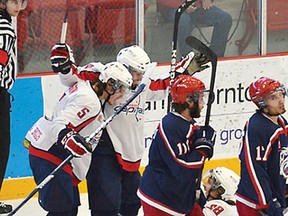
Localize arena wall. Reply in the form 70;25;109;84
1;53;288;200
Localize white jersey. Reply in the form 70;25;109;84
25;80;104;183
59;60;190;172
58;62;105;87
102;74;170;171
203;200;238;216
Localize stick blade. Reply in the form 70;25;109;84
185;36;217;62
186;36;217;128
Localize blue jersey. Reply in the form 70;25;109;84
138;112;207;215
236;111;288;210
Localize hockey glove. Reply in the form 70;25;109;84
50;43;75;74
175;52;209;76
57;128;92;157
266;198;283;216
193;126;216;159
186;53;210;75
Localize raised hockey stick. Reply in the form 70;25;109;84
168;0;197;112
185;36;217;128
185;36;217;198
60;0;70;43
7;62;157;216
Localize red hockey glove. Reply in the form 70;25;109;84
57;128;92;157
50;43;75;74
193;126;216;159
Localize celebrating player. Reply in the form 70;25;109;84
24;44;132;216
50;43;209;215
137;75;216;215
86;45;158;216
88;46;210;216
236;77;288;216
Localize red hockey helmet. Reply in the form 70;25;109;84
171;75;206;104
249;77;282;107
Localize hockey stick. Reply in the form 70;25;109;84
86;62;157;142
7;62;157;216
60;0;70;43
185;36;217;198
185;36;217;128
7;155;74;216
168;0;197;112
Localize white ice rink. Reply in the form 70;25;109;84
5;194;144;216
6;196;288;216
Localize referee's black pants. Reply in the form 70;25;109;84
0;87;11;190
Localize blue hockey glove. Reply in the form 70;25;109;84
266;198;283;216
57;128;92;157
50;43;75;74
193;126;216;159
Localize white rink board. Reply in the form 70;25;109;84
41;55;288;167
142;55;288;166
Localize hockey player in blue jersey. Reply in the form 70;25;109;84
236;77;288;216
137;75;216;215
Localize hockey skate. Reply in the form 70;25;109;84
0;202;12;214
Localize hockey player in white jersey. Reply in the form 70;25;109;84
25;43;133;216
86;45;169;216
191;167;240;216
49;43;210;215
87;46;210;216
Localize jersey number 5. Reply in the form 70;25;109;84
77;108;90;119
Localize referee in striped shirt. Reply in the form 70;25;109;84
0;0;27;213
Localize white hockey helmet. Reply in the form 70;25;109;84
204;167;240;201
100;62;132;91
117;45;151;75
